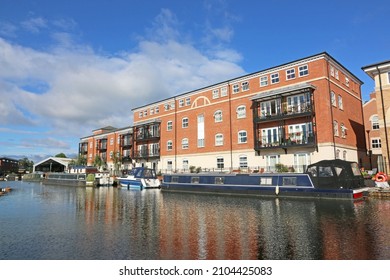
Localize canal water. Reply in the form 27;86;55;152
1;181;390;260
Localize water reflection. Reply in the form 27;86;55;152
1;181;390;259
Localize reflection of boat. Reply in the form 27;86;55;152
161;160;369;200
118;167;161;190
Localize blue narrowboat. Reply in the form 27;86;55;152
161;160;369;200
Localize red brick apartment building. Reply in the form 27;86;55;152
80;52;366;173
362;92;383;172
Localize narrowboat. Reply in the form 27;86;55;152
161;159;369;200
42;173;86;186
118;167;161;190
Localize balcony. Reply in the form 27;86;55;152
254;103;314;123
255;133;316;151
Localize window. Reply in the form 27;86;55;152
214;110;222;122
217;157;224;169
372;115;379;130
212;89;219;99
334;121;339;136
271;73;279;84
241;81;249;91
170;102;175;109
110;138;114;145
372;138;382;149
299;65;309;76
167;121;173;131
139;111;143;118
182;117;189;128
335;69;339;80
239;155;248;168
388;72;390;84
261;99;281;117
260;76;268;87
182;138;189;149
221;87;228;97
233;84;239;93
238;130;247;143
185;97;191;106
150;108;154;115
330;66;335;77
341;123;347;138
262;127;280;146
338;95;343;109
215;134;223;146
144;110;148;116
167;160;173;171
164;104;169;111
155;106;159;113
183;159;189;170
236;105;246;118
331;91;336;106
197;114;205;147
286;68;295;80
179;99;184;107
345;77;350;87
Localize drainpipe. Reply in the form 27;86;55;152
376;66;390;172
326;59;337;159
228;82;233;171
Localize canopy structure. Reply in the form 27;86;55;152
33;157;73;173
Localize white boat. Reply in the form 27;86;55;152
118;167;160;190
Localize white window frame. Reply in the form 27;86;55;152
182;117;189;128
233;84;240;94
215;134;224;146
217;157;224;169
167;121;173;131
238;130;247;144
179;99;184;107
214;110;223;122
167;140;173;151
221;87;228;97
236;105;246;119
260;76;268;87
299;65;309;77
241;81;249;91
286;68;295;80
212;89;219;99
372;138;381;149
338;95;343;110
331;91;336;107
182;138;189;149
271;73;279;84
372;115;379;130
334;121;339;136
185;97;191;106
239;155;248;168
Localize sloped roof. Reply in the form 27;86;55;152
34;157;73;168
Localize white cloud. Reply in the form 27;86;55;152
0;9;245;156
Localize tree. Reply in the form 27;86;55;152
55;153;67;158
18;157;34;173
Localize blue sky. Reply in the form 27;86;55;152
0;0;389;163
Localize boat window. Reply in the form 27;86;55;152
172;176;179;183
306;166;317;177
318;166;334;177
191;177;200;184
351;162;362;176
259;177;273;185
283;177;297;186
134;169;143;177
215;177;224;184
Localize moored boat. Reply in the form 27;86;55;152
161;159;369;200
118;167;160;190
43;173;87;186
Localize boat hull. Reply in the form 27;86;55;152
161;173;368;200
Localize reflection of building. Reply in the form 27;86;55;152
362;92;383;171
134;52;365;172
362;60;390;173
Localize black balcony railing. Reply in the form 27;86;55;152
255;133;316;150
254;103;314;123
